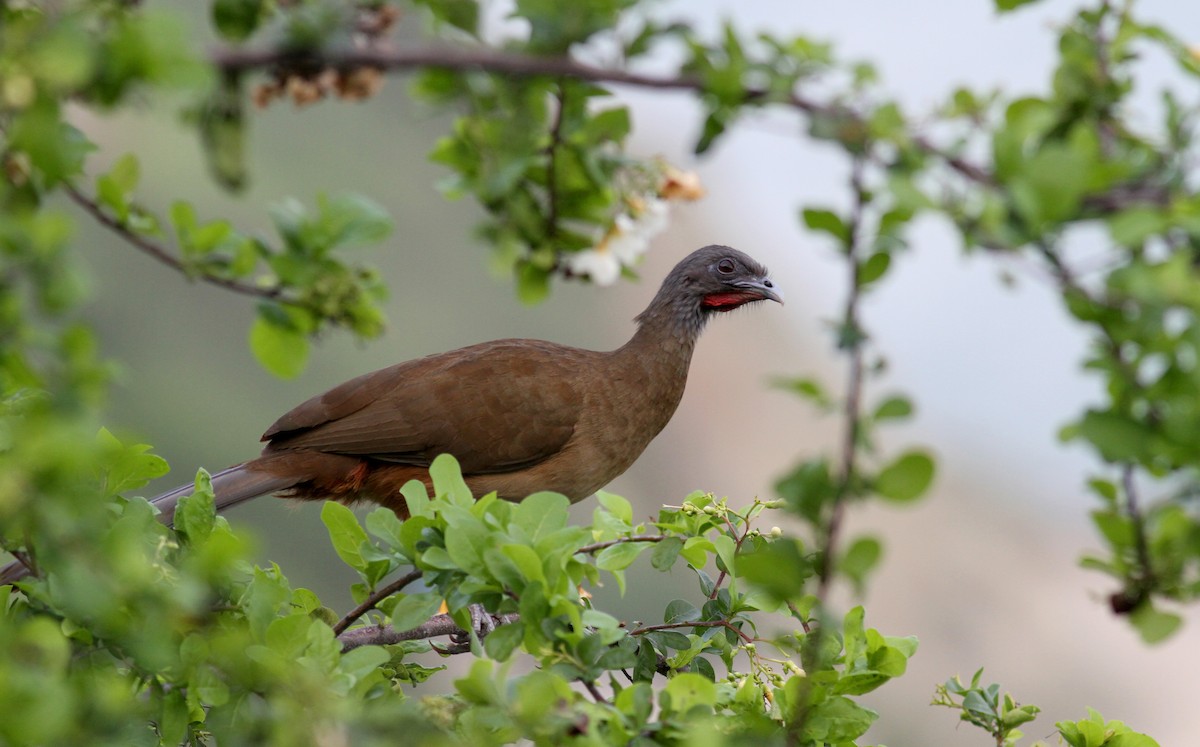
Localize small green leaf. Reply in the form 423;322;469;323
391;591;443;632
212;0;268;41
1129;604;1182;644
249;313;309;379
651;537;683;571
994;0;1041;11
662;672;717;713
429;453;473;504
802;207;849;243
874;450;936;503
596;491;633;525
596;541;649;572
858;252;891;287
483;621;524;660
321;501;370;572
872;395;913;422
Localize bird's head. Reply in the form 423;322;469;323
679;245;784;312
636;245;782;337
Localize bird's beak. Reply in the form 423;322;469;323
736;277;785;306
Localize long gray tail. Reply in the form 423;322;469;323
1;465;294;584
150;464;295;527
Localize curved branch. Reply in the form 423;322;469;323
62;183;284;302
212;44;998;189
338;611;520;651
332;569;422;635
578;535;666;554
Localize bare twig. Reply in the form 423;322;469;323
62;183;285;302
630;618;753;644
332;569;422;635
211;44;999;190
338;611;520;651
816;155;870;602
577;535;666;554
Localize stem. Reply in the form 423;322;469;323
332;569;422;635
211;44;1000;190
577;535;666;554
816;156;870;602
630;619;753;644
338;611;520;651
62;183;286;303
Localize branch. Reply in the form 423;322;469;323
577;535;666;554
817;155;870;601
211;43;998;189
62;183;285;303
332;569;422;635
630;618;753;644
338;611;520;651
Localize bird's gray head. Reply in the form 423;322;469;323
636;245;783;337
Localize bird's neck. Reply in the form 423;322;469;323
620;298;706;377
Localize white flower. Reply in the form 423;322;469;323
565;247;622;286
565;199;672;285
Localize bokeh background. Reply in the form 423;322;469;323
73;0;1199;743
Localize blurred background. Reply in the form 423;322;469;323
73;0;1199;743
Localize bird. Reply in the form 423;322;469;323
1;245;780;583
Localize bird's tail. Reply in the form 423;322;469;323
150;463;295;527
1;464;294;584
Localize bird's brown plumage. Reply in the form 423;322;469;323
146;245;777;523
0;245;780;583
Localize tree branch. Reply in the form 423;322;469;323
332;569;422;635
338;611;520;651
577;535;666;554
211;44;1001;189
62;183;285;302
817;155;869;602
630;618;753;644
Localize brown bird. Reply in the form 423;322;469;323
0;245;779;583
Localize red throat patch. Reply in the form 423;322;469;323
702;291;760;311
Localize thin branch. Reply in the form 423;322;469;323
212;44;998;189
338;611;520;651
332;569;422;635
578;535;666;554
630;618;753;644
61;183;285;302
1118;463;1156;609
544;82;567;242
581;679;609;704
817;155;869;602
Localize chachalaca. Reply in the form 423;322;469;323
0;245;780;583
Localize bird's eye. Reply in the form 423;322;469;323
717;258;736;274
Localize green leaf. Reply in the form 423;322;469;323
429;453;473;504
662;672;717;713
483;621;524;660
596;541;649;572
801;207;849;243
596;491;633;525
321;501;370;572
651;537;683;571
1071;410;1155;463
858;252;891;287
212;0;268;41
736;540;814;602
1129;604;1182;644
872;395;913;422
874;450;936;503
249;313;309;379
391;591;443;633
994;0;1041;11
840;536;882;592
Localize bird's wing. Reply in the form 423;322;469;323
261;340;589;474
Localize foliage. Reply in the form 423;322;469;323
1;0;1195;744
